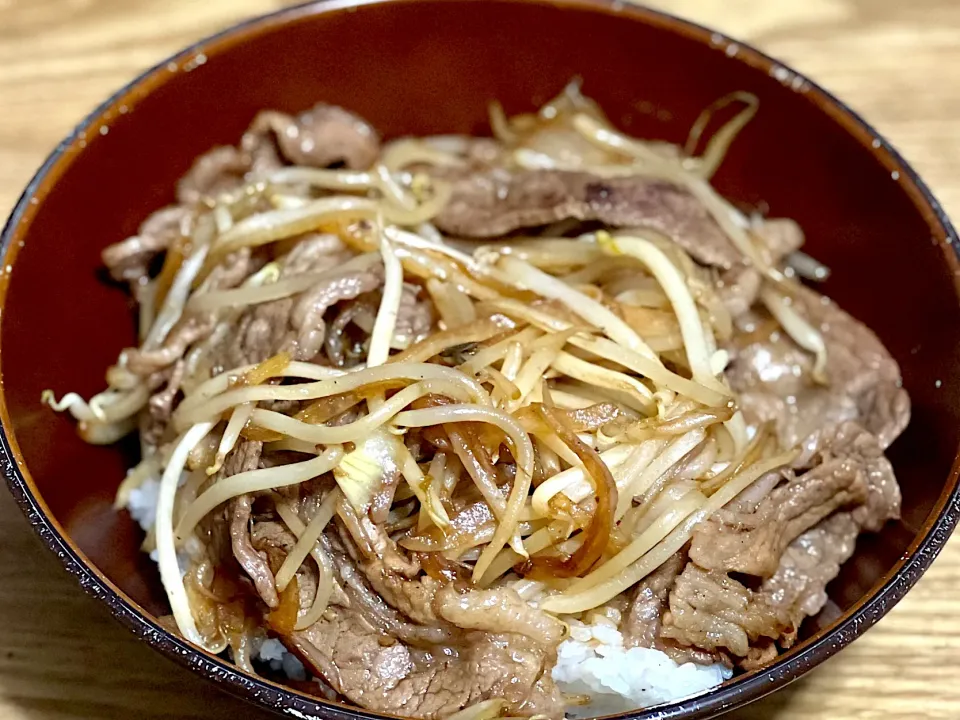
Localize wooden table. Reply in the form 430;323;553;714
1;1;958;718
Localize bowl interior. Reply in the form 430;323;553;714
2;0;959;712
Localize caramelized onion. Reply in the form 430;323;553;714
267;576;300;635
521;405;617;578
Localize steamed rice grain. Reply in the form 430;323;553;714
552;621;732;718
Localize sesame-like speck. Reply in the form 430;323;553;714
935;379;942;389
725;43;739;57
711;33;723;46
167;61;178;72
872;139;882;149
99;126;109;136
891;170;900;180
119;104;129;114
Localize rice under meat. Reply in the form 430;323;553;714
45;80;909;719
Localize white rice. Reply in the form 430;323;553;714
125;474;198;574
126;477;161;531
257;638;307;681
552;620;732;718
122;479;729;715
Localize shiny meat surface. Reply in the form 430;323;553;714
177;146;250;205
753;218;804;264
622;552;685;651
102;205;191;283
661;563;791;658
176;103;380;207
124;248;254;376
290;610;564;719
243;103;381;171
756;513;859;645
230;492;279;609
210;237;382;371
728;284;910;451
666;422;900;665
278;530;566;718
435;586;565;646
433;169;741;268
394;283;435;348
688;424;885;578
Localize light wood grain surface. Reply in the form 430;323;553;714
1;1;958;718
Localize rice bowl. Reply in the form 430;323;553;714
2;2;958;720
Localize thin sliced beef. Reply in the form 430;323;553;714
664;422;900;664
139;360;185;450
393;283;435;349
210;238;381;370
332;506;444;629
125;248;255;376
432;169;741;268
231;494;280;609
757;513;859;641
127;314;218;376
290;607;563;719
177;146;251;205
661;564;792;659
728;285;910;451
620;553;727;667
177;104;380;207
662;513;861;669
282;233;350;275
337;501;421;579
622;552;685;651
716;265;762;321
797;423;901;533
216;276;383;370
688;423;883;578
222;436;262;476
753;218;804;265
289;268;382;361
250;518;296;562
324;533;454;647
102;205;191;283
219;441;284;609
243;103;380;171
435;586;565;646
275;524;564;718
364;565;444;628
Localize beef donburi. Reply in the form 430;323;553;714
45;81;909;719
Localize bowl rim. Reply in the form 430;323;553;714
2;1;960;718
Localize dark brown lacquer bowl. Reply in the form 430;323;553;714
2;0;959;718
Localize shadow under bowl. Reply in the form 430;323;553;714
2;1;959;718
